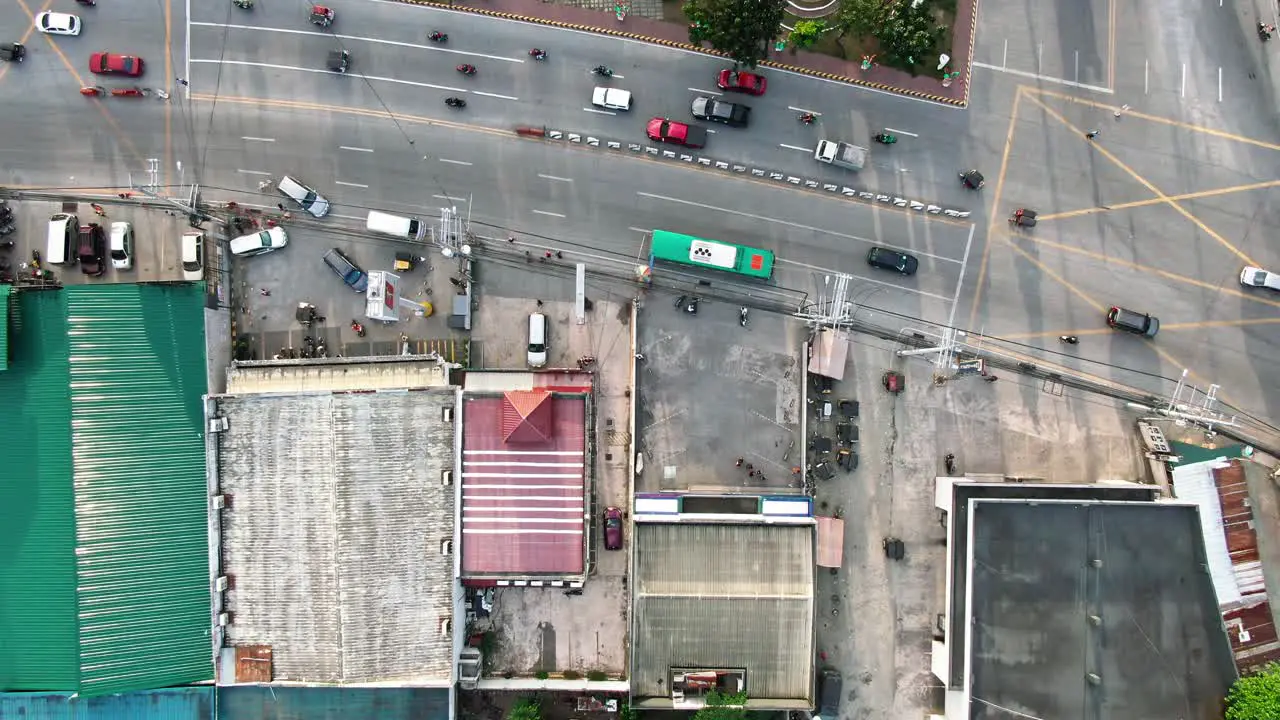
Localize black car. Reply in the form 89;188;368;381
77;223;106;277
816;669;842;719
691;96;750;127
866;246;918;276
322;248;368;292
1106;306;1159;337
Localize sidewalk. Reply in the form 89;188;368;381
401;0;977;106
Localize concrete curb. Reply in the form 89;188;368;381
394;0;973;107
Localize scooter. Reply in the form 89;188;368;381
444;97;466;108
350;319;365;337
684;296;699;315
739;306;749;327
592;65;612;77
31;249;41;270
873;132;897;144
80;85;106;97
232;0;253;9
0;240;14;249
428;31;448;42
529;49;548;61
111;87;145;98
1260;22;1274;41
456;64;476;75
798;112;816;125
577;355;596;368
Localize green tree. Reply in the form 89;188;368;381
684;0;786;67
834;0;889;40
508;697;542;720
873;1;941;68
692;690;749;720
1226;662;1280;720
789;20;827;50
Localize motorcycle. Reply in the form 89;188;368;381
798;112;815;125
1260;22;1274;41
529;49;547;61
31;249;42;269
111;87;145;97
350;319;365;337
456;64;476;75
429;31;448;42
233;0;253;9
0;240;14;250
873;132;897;144
577;355;596;369
739;306;749;327
592;65;612;77
80;85;106;97
0;225;14;237
445;97;466;108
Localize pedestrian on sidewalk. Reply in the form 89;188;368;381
1085;129;1100;140
277;203;286;212
535;299;543;308
555;251;564;259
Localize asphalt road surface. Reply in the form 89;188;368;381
2;0;1279;423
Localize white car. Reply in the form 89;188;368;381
109;221;133;270
181;231;204;281
36;12;81;36
1240;266;1280;291
592;87;632;112
230;226;288;256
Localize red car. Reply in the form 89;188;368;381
717;68;767;95
646;117;707;149
604;507;623;550
89;51;144;77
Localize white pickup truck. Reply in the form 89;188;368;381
814;139;867;171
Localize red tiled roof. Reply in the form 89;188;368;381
1211;460;1279;672
461;395;587;577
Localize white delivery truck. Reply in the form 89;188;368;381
814;139;867;171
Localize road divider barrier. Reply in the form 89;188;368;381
516;124;974;221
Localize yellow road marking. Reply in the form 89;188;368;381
1003;231;1280;310
14;0;145;168
1025;92;1258;266
1029;87;1280;151
1034;179;1280;221
190;92;972;227
968;85;1025;329
998;328;1114;340
0;1;44;85
1001;236;1110;313
1158;317;1280;330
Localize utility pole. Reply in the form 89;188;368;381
1145;370;1239;438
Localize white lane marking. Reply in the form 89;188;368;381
779;143;811;152
882;127;918;137
190;59;472;94
472;90;520;100
237;169;271;176
433;194;471;203
340;145;374;152
1180;63;1186;98
532;209;565;218
1218;66;1223;103
584;107;616;116
439;159;473;166
335;180;369;188
538;174;573;183
774;257;953;302
189;22;523;62
788;105;821;114
636;191;962;264
705;128;717;134
972;62;1114;94
241;136;275;142
627;226;648;233
946;222;977;328
688;87;722;95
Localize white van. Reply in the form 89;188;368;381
527;312;548;368
366;210;426;241
46;213;77;265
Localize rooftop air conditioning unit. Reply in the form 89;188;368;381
218;612;232;626
443;406;454;422
213;494;227;510
441;539;454;555
209;417;229;433
441;470;453;486
215;576;230;592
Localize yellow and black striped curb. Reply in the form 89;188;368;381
394;0;972;107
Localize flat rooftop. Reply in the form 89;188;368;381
460;392;588;577
968;501;1236;719
215;390;456;683
632;522;814;707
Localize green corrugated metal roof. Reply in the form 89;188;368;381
0;284;11;370
66;285;211;695
0;290;79;691
0;285;212;695
0;686;213;720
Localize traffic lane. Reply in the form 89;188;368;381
973;0;1110;86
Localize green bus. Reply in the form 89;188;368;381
649;230;775;280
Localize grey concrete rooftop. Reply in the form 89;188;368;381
967;500;1237;720
214;390;457;683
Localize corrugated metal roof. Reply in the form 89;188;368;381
0;290;79;691
0;284;12;370
0;687;213;720
64;284;212;696
216;686;451;720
